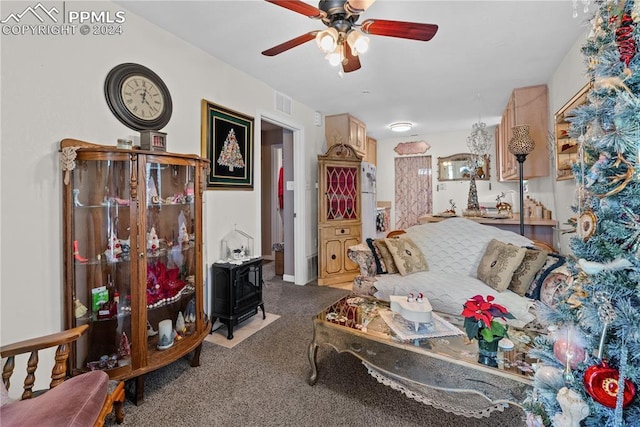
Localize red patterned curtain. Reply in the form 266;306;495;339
394;156;432;229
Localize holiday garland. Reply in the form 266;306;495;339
524;1;640;426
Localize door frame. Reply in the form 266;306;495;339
256;111;306;285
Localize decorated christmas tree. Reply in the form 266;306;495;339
525;1;640;425
217;128;245;171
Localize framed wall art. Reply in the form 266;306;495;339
201;99;254;190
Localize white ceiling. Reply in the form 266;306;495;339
118;0;592;140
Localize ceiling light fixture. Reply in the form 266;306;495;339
389;122;413;132
316;27;339;53
326;44;343;67
346;30;369;55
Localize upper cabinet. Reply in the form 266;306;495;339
496;85;550;181
554;83;589;181
365;136;377;165
325;113;367;158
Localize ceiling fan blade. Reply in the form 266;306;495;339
342;42;361;73
265;0;326;19
262;32;318;56
344;0;376;15
360;19;438;41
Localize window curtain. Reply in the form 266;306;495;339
394;156;432;229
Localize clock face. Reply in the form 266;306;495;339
120;75;165;121
105;63;172;131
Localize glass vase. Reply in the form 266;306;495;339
477;336;499;367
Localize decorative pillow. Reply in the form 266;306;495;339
366;238;388;274
508;247;549;296
353;275;378;296
383;237;429;276
347;243;377;276
539;265;572;307
525;253;566;300
373;239;399;274
477;239;527;292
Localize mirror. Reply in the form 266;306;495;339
437;153;490;181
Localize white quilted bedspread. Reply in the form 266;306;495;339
372;218;536;327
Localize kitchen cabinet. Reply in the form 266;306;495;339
325;113;367;158
496;85;550;181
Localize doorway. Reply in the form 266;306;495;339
260;120;294;281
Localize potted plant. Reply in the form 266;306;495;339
461;294;515;367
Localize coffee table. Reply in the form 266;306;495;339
308;295;538;418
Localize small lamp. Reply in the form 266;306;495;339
508;124;535;235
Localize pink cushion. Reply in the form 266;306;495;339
0;370;109;427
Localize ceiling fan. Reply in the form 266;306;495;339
261;0;438;73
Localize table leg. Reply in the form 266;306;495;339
259;303;266;319
308;341;319;385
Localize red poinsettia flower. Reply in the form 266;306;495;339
461;294;515;342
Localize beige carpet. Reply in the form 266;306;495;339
204;312;280;349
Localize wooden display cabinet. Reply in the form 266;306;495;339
495;85;550;181
554;83;590;181
317;144;362;286
60;138;210;404
325;113;367;158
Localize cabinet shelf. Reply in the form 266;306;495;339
554;83;589;181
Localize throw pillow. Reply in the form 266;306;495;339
477;239;527;292
366;238;387;274
525;253;566;300
509;247;549;296
373;239;399;274
347;243;377;276
384;237;429;276
539;265;572;307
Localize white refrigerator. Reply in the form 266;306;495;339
361;162;377;242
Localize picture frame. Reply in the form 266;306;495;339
201;99;254;190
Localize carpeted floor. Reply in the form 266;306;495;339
106;262;527;426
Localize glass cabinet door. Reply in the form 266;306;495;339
144;159;198;361
69;154;133;375
325;165;359;221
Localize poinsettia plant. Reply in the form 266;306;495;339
461;295;515;342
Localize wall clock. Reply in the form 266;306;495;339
104;63;172;131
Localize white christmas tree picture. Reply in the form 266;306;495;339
217;128;245;172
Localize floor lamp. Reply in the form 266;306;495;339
508;125;535;236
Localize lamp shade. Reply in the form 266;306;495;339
508;124;535;156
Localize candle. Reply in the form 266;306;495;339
158;319;174;349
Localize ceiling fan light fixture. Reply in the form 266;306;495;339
316;27;339;53
390;122;413;132
346;30;369;55
326;49;342;67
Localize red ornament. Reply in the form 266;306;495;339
583;361;636;408
616;13;636;66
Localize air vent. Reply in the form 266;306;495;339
275;91;292;115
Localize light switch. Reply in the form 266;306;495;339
286;181;294;191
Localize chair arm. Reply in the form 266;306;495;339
1;325;88;399
0;325;88;358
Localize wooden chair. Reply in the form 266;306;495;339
1;324;124;426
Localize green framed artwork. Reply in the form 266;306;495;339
201;99;254;190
